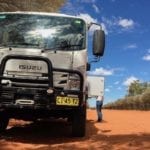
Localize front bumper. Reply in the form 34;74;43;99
0;55;84;111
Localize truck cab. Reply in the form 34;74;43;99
0;12;105;137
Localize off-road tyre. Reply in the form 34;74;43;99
0;112;9;132
72;106;86;137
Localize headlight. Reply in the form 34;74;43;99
67;74;80;90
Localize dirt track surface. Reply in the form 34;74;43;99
0;109;150;150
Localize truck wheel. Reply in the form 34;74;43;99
0;112;9;132
72;106;86;137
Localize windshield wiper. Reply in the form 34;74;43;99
0;44;13;50
0;42;39;48
42;45;81;52
11;42;39;47
42;40;82;52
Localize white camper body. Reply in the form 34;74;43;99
87;76;104;97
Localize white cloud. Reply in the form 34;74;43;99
142;48;150;61
101;17;135;34
101;23;108;35
77;13;97;24
77;13;108;34
142;54;150;61
101;17;116;33
92;4;100;13
123;76;139;86
79;0;96;3
88;67;114;76
118;18;134;28
124;43;137;50
102;17;118;27
105;88;110;92
127;44;137;49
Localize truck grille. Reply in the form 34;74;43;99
2;71;69;90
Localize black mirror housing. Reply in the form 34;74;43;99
93;30;105;56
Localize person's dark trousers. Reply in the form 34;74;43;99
96;101;103;122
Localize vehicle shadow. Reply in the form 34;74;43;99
0;118;98;145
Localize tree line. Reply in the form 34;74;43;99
103;80;150;110
0;0;65;12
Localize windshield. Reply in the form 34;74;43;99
0;13;86;51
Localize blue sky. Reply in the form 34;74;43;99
60;0;150;104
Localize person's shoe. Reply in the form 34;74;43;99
97;118;102;122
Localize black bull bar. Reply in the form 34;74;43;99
0;55;84;91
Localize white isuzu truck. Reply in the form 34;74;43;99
0;12;105;137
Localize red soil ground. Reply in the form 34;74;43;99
0;109;150;150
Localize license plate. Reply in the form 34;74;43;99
56;96;79;106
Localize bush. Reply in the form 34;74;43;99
104;89;150;110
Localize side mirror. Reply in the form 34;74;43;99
93;30;105;56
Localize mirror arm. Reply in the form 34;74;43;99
88;22;102;30
89;56;100;63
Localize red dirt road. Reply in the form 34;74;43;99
0;109;150;150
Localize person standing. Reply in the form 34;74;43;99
96;95;103;122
